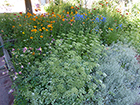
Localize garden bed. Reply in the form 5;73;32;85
0;0;140;104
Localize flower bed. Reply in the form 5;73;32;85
0;0;140;105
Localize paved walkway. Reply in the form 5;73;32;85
0;56;14;105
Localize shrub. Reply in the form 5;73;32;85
94;42;140;105
12;30;106;105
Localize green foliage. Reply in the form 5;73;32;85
95;42;140;105
12;31;105;105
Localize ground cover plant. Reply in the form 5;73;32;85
0;0;140;105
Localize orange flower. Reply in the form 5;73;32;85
47;24;52;28
19;24;21;26
67;12;69;14
70;19;74;22
35;16;38;19
39;29;42;31
32;52;35;55
50;29;52;31
34;26;37;28
108;27;110;29
32;18;36;21
38;9;41;11
46;29;48;31
62;19;65;21
42;27;45;30
34;29;37;32
110;28;113;31
83;22;85;24
35;9;38;12
31;29;34;32
30;37;33;39
40;35;43;38
71;12;73;14
12;26;15;28
71;6;74;9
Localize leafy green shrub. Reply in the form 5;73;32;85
12;30;106;105
95;42;140;105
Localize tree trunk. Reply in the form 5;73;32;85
25;0;33;14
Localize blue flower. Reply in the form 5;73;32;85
116;27;118;29
95;17;99;22
101;17;106;22
75;14;84;20
119;24;122;27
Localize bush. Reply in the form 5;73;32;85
94;42;140;105
12;30;106;105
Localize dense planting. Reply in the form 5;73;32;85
0;0;140;105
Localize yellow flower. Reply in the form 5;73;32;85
71;12;73;14
40;35;43;38
19;24;21;26
50;29;52;31
41;24;43;26
34;26;37;28
22;32;25;34
67;12;69;14
138;11;139;14
30;37;33;39
1;30;4;32
42;27;45;30
108;27;110;29
111;28;113;31
101;18;103;19
46;29;48;31
75;11;78;14
47;24;52;28
39;29;42;31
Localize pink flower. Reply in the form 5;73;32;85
23;47;27;53
12;48;15;51
19;71;22;74
37;47;42;52
28;62;30;65
15;72;18;75
66;14;70;17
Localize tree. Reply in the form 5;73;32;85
25;0;33;14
